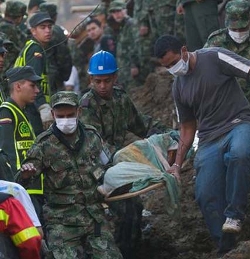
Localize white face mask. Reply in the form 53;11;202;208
167;52;190;76
228;29;249;44
55;117;77;134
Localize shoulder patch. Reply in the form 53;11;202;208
36;127;53;142
0;118;12;124
83;124;102;139
81;98;90;108
34;52;42;58
113;85;126;93
207;28;227;40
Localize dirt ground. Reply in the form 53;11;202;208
126;69;250;259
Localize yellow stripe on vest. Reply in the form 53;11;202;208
11;226;40;246
0;209;9;225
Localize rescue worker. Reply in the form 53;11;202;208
204;0;250;102
14;11;54;136
17;91;123;259
0;192;42;259
79;50;166;259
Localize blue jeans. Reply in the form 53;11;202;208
194;123;250;252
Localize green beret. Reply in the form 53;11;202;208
51;91;79;108
225;0;250;29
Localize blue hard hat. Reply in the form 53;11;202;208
88;50;118;75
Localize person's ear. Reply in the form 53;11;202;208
181;46;188;60
51;109;55;119
30;27;36;36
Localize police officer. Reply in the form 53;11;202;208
18;91;123;259
39;3;72;94
15;11;54;135
0;66;41;174
204;0;250;101
0;66;44;222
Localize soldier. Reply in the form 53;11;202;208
0;1;27;73
79;50;166;259
204;0;250;102
107;0;139;88
17;91;123;259
176;0;221;51
14;11;54;136
39;3;72;94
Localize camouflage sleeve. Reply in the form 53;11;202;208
23;141;45;177
203;29;226;48
125;95;148;137
79;95;104;134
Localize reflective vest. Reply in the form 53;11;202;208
0;193;41;258
14;39;51;103
0;102;44;195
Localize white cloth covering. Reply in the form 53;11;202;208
0;180;41;227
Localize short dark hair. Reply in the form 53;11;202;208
86;18;102;28
154;35;183;58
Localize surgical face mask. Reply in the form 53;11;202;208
228;29;249;44
167;52;190;76
55;117;77;134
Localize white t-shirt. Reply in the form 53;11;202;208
0;180;41;227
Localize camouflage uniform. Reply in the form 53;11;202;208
39;3;73;94
0;1;27;73
79;86;153;259
107;1;139;88
204;0;250;101
80;87;150;154
18;91;122;259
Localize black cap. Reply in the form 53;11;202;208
28;0;45;10
0;38;7;53
29;11;54;27
6;66;42;84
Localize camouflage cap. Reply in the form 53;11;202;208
51;91;79;108
29;11;54;27
5;1;27;17
225;0;250;29
39;3;57;18
109;0;126;12
6;66;42;84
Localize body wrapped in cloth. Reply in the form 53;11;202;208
98;133;184;217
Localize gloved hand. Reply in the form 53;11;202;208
38;103;53;130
